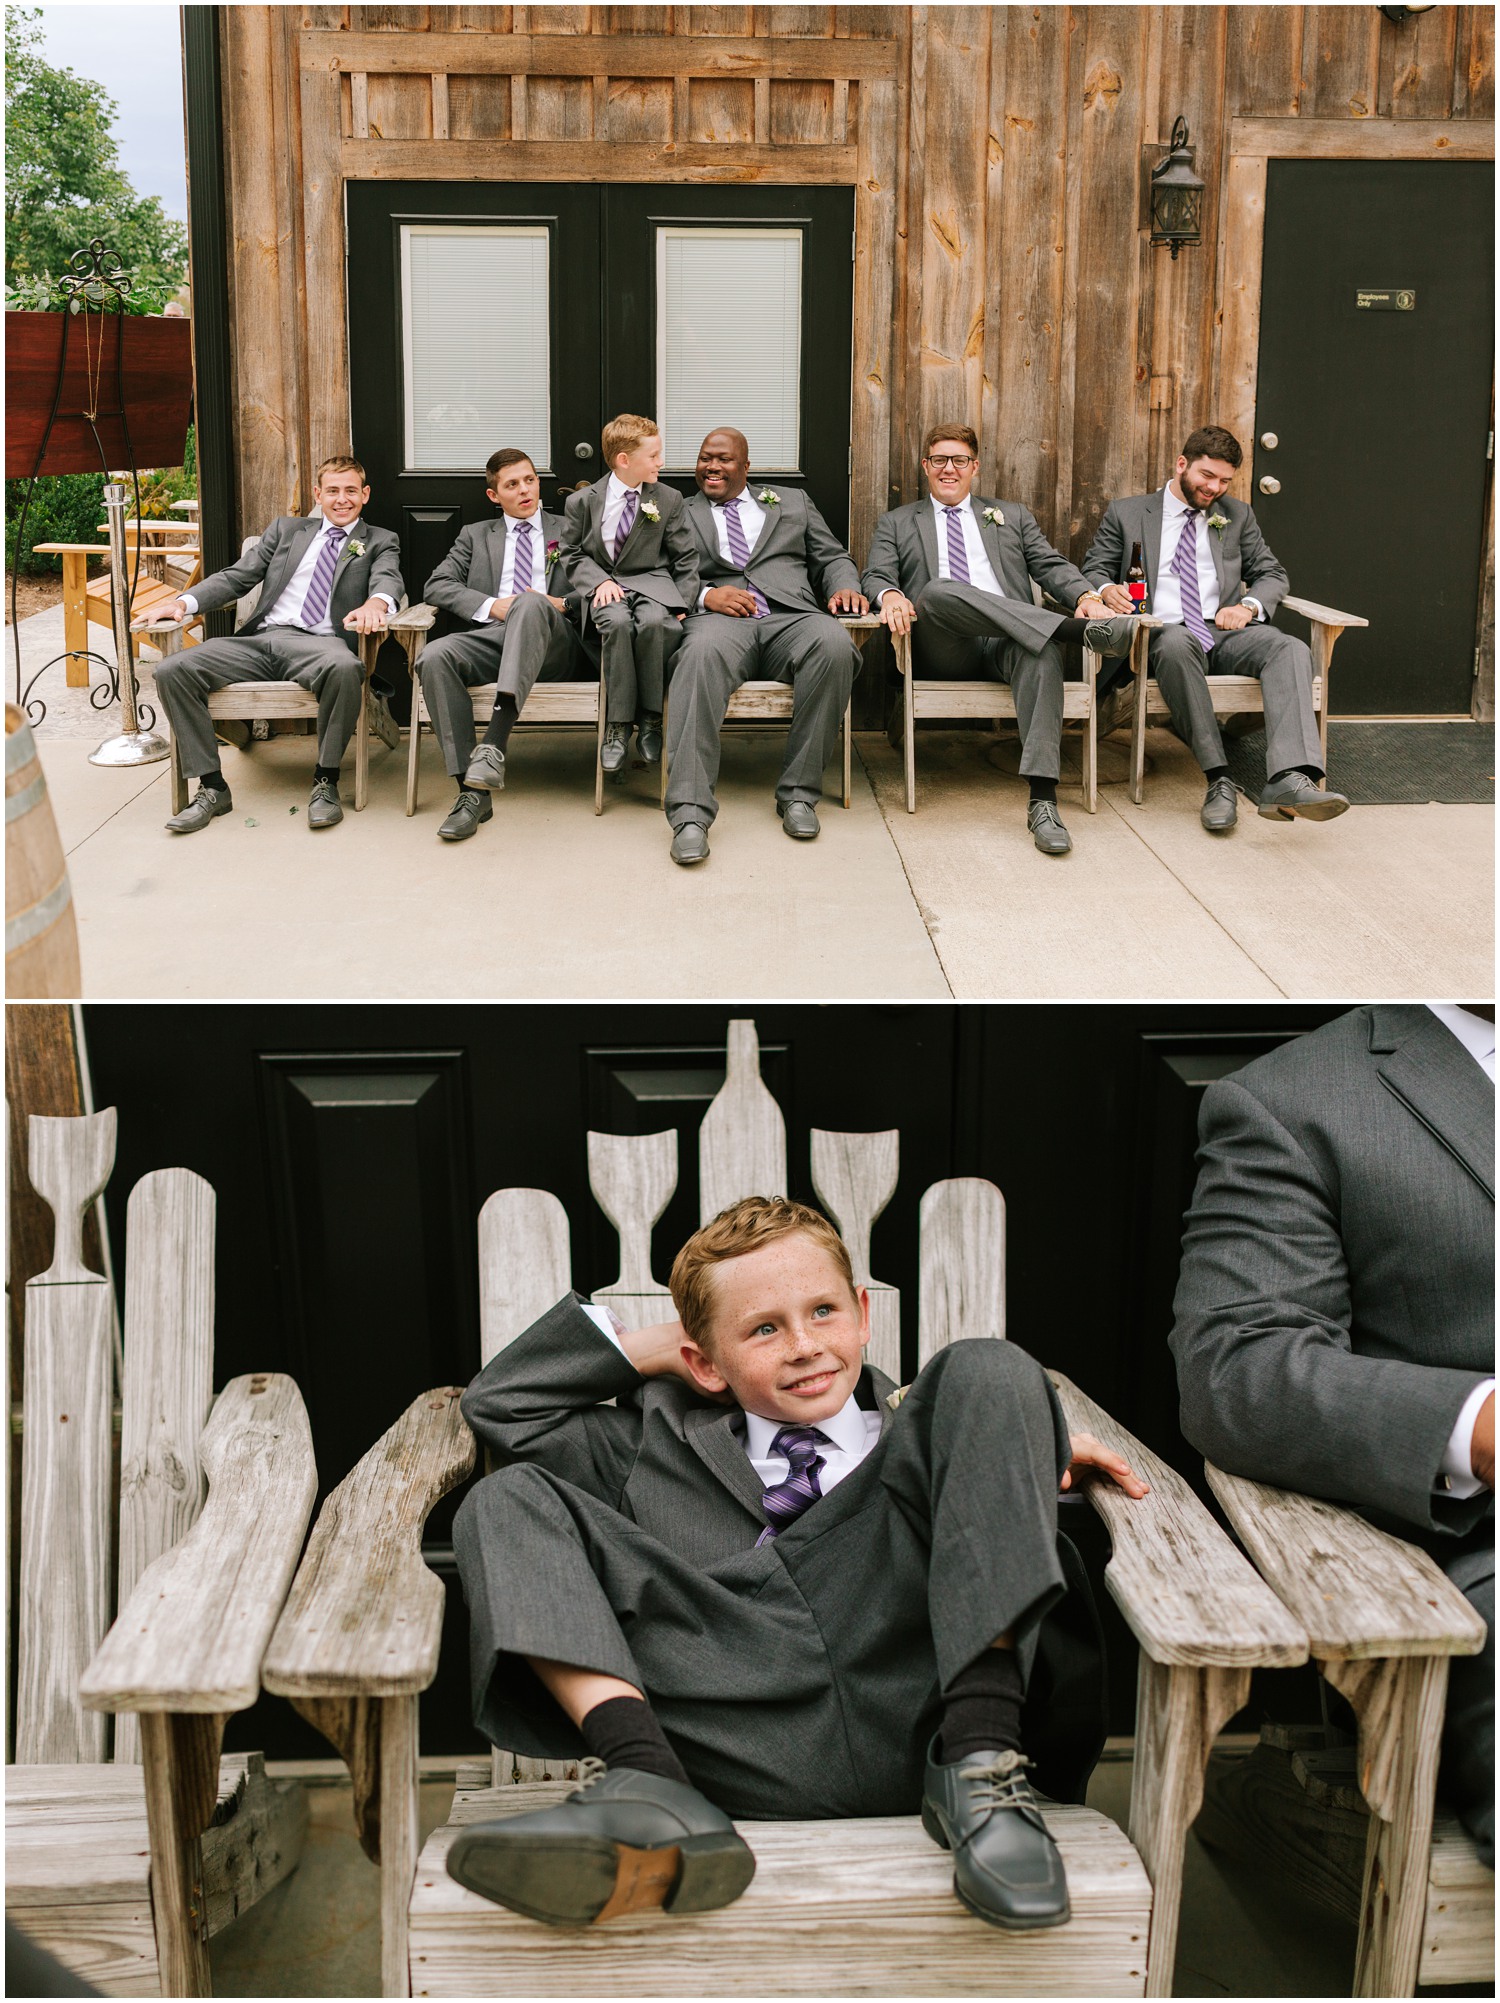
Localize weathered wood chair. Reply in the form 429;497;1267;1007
264;1018;1308;1997
1199;1465;1493;1996
135;534;397;815
1124;597;1369;803
5;1110;317;1997
390;603;608;817
32;524;203;684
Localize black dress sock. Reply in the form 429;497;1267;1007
579;1694;691;1786
200;770;227;793
313;764;341;785
939;1646;1026;1764
482;693;520;753
1051;616;1090;643
1204;763;1229;783
1028;777;1058;805
1269;765;1322;784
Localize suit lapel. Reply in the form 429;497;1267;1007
1372;1008;1494;1200
686;490;719;566
743;489;775;556
683;1407;768;1524
612;484;654;564
914;501;939;588
485;516;515;595
1208;509;1227;600
1143;492;1165;596
267;518;321;607
975;500;1009;589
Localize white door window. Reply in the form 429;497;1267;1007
655;227;802;473
401;224;550;474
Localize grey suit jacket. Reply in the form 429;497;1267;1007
558;479;699;613
1082;491;1289;620
192;515;404;654
423;509;576;633
1171;1005;1494;1542
684;486;861;615
862;496;1092;611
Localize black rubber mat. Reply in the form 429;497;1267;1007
1222;721;1494;806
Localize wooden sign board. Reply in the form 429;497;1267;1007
6;311;193;478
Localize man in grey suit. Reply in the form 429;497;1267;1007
448;1197;1141;1930
1083;424;1350;834
663;429;867;865
151;455;403;832
1171;1005;1494;1867
420;448;589;842
864;423;1138;857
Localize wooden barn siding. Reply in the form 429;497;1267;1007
218;3;1494;580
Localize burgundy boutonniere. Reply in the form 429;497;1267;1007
545;540;560;570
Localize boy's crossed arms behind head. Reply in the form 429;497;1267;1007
450;1196;1147;1934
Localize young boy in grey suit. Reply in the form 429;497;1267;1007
449;1197;1145;1933
558;414;699;776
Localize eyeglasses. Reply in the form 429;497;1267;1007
924;455;976;471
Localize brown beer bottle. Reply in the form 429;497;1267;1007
1127;540;1147;613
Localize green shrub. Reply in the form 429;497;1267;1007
6;426;197;575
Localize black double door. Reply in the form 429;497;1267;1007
348;181;855;597
1253;160;1493;715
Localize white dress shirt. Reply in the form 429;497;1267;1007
475;512;550;623
600;472;644;556
182;512;395;630
1151;485;1262;629
580;1301;881;1494
698;488;768;610
1426;1004;1496;1499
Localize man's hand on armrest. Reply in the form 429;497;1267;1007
1061;1431;1150;1498
1472;1390;1494;1489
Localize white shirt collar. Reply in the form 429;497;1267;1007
744;1390;870;1460
504;511;538;535
1428;1004;1497;1076
606;472;638;503
318;512;359;537
1163;483;1194;518
713;487;754;510
931;493;973;519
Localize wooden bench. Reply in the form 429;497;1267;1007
264;1018;1308;1996
31;536;200;691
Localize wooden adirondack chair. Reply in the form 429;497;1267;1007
5;1110;317;1997
263;1019;1308;1997
1198;1465;1493;1996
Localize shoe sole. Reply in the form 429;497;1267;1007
922;1802;1072;1933
463;769;505;791
1258;796;1350;822
446;1827;755;1928
672;847;709;866
308;816;343;830
1201;817;1237;834
781;825;819;840
166;813;231;834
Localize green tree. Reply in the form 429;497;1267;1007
4;7;188;306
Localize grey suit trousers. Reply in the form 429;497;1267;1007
663;611;862;829
913;582;1068;780
453;1339;1071;1821
153;628;365;782
1149;622;1323;778
1441;1540;1494;1866
589;592;683;722
420;597;582;777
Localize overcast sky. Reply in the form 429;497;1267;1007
37;3;188;223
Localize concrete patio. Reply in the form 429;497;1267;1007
13;603;1493;1000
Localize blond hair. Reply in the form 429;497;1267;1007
602;413;661;467
669;1196;855;1353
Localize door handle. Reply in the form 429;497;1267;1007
555;481;591;503
1259;432;1279;450
1258;475;1281;495
574;442;595;460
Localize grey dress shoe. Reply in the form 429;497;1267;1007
438;788;494;841
446;1763;756;1927
1026;799;1072;855
1083;615;1137;662
922;1742;1070;1931
463;743;507;791
1257;770;1351;821
165;782;233;834
601;721;631;774
670;821;709;866
307;777;344;829
1201;775;1239;832
636;712;664;766
778;800;820;840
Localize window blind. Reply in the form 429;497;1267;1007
401;226;550;473
656;229;802;472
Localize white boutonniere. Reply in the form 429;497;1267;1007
982;507;1005;527
758;489;780;507
1206;511;1229;535
639;500;660;523
344;537;365;558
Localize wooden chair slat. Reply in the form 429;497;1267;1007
809;1128;901;1380
917;1176;1006;1362
479;1188;572;1368
698;1019;787;1225
589;1130;678;1331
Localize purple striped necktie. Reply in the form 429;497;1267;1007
1171;509;1216;652
755;1425;830;1546
511;520;534;594
721;499;769;617
612;489;638;559
942;507;972;586
300;523;348;628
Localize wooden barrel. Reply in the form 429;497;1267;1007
6;704;81;997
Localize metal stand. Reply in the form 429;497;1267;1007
89;482;169;766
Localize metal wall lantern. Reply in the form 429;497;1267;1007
1149;117;1205;260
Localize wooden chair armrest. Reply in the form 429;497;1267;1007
838;613;882;633
1049;1374;1307;1669
263;1388;474;1701
131;614;201;634
388;602;437;635
1204;1463;1487;1661
80;1375;316;1715
1280;594;1369;631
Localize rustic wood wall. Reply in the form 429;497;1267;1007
214;4;1494;658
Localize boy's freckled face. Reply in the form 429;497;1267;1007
615;436;664;488
689;1232;870;1425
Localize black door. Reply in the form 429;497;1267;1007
1253;160;1493;715
347;181;855;599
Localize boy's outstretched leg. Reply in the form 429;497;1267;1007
446;1654;756;1926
